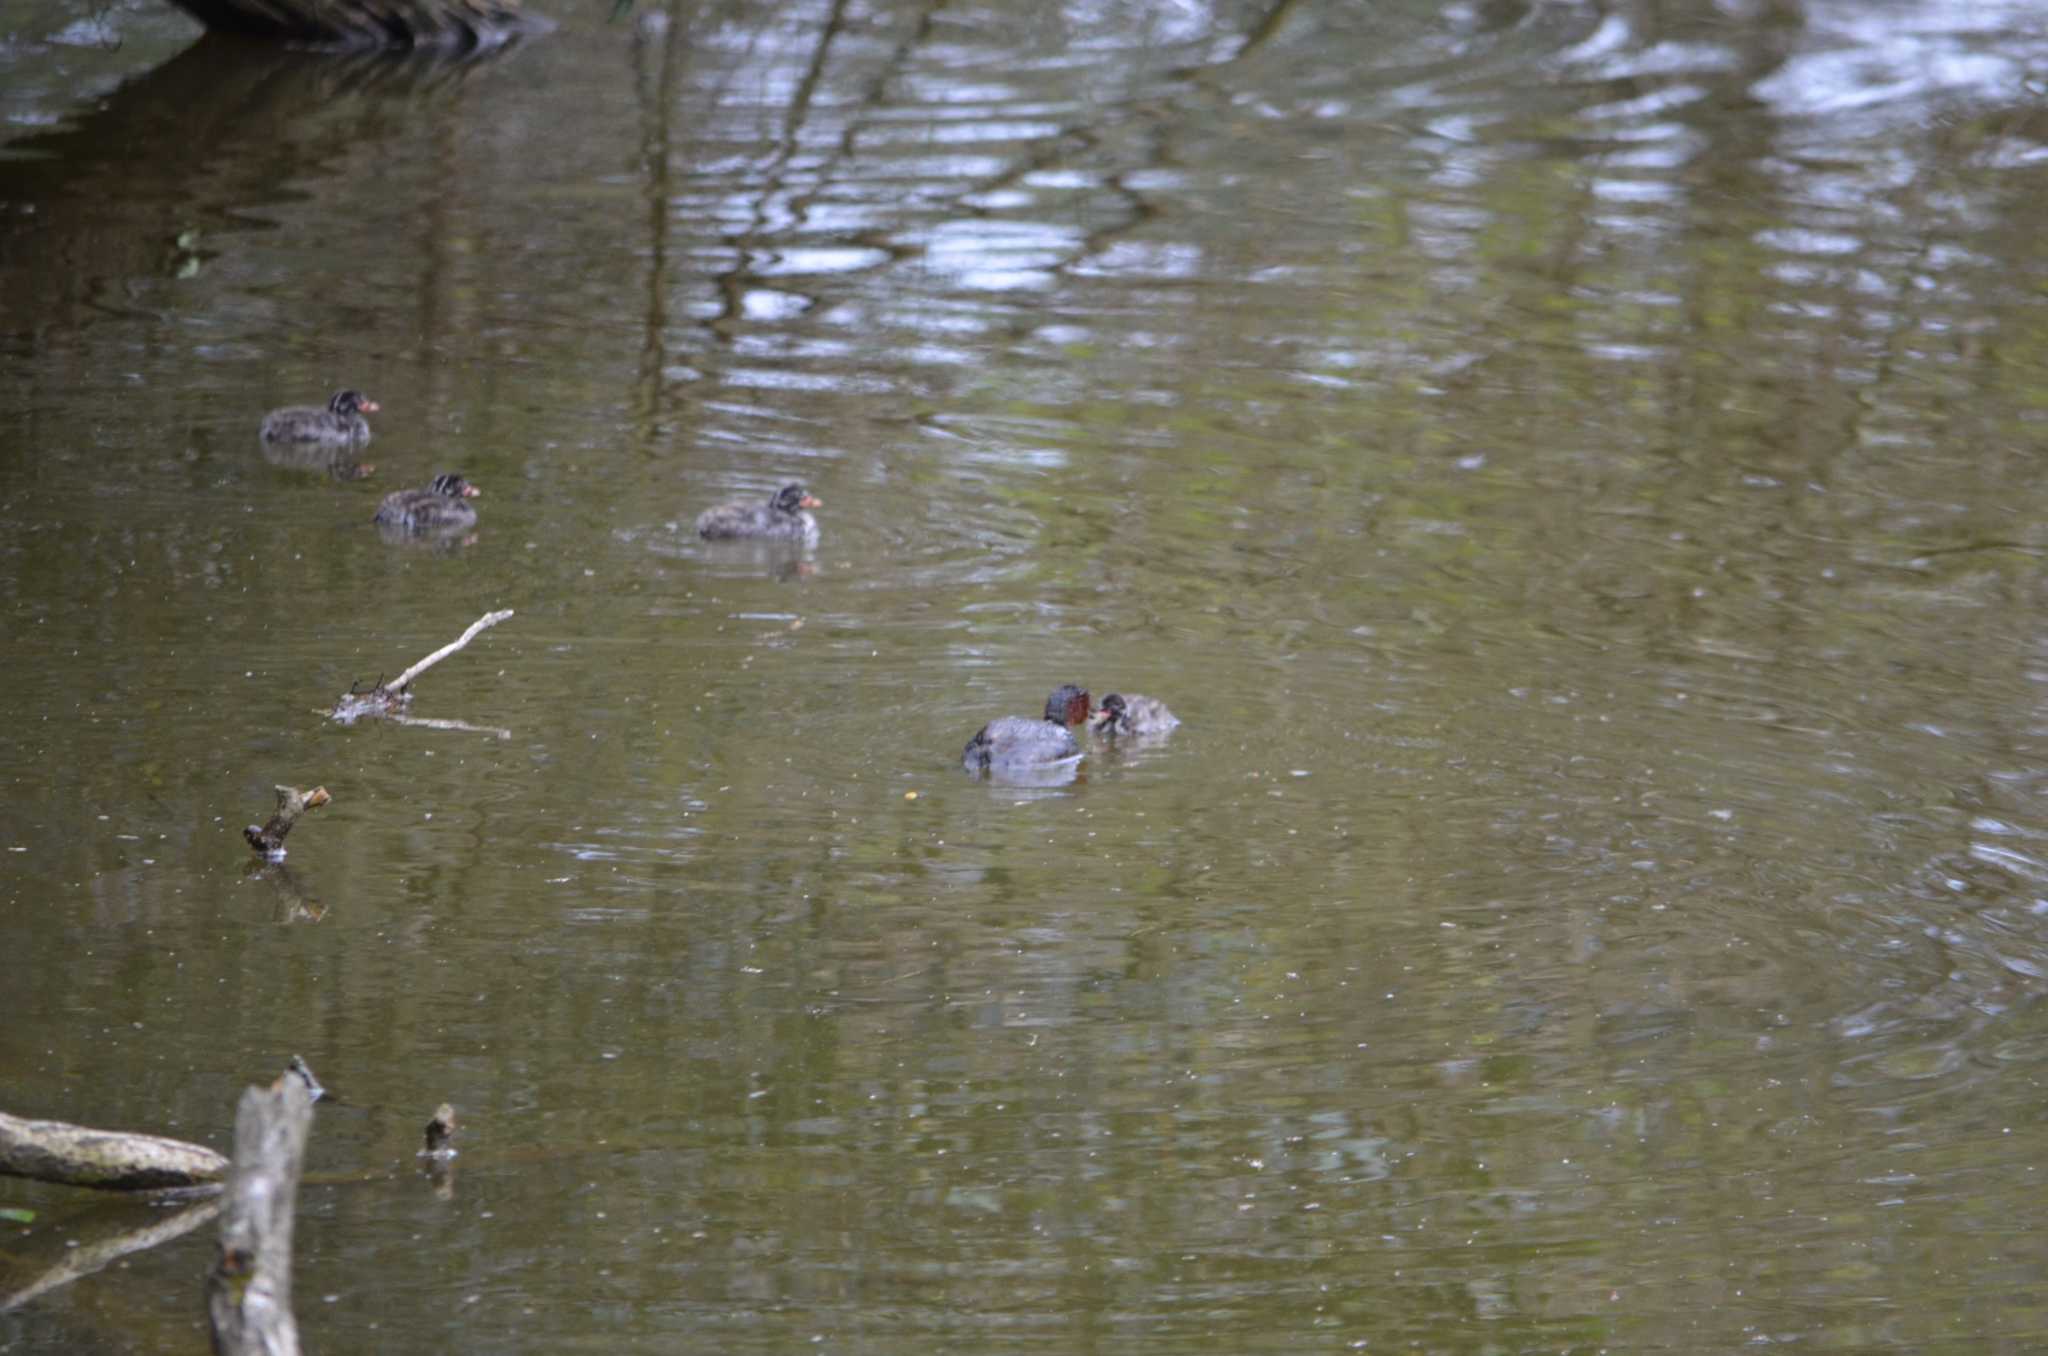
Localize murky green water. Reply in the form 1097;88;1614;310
7;0;2048;1350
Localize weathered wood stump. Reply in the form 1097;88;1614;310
244;785;331;857
422;1104;457;1157
207;1073;316;1356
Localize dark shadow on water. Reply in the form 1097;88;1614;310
0;33;532;346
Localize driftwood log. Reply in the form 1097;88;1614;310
244;785;331;857
207;1073;316;1356
163;0;548;51
0;1110;227;1191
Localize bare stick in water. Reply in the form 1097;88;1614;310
387;608;515;693
330;609;514;725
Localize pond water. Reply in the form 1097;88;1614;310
6;0;2048;1350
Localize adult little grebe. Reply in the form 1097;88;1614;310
963;685;1093;774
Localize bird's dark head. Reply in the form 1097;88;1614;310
774;482;823;514
330;390;380;415
431;473;481;499
1044;684;1093;726
1092;693;1134;733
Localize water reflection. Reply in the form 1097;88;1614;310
262;440;376;481
0;36;532;343
8;0;2048;1351
971;756;1084;791
688;539;817;580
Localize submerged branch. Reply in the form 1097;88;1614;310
391;714;512;739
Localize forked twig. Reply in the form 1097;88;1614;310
330;610;513;726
